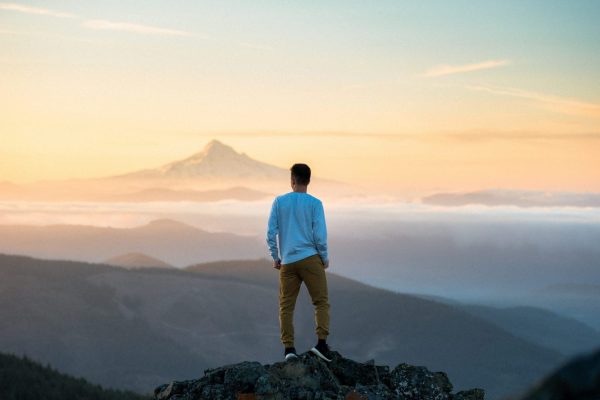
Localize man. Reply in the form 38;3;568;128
266;163;332;362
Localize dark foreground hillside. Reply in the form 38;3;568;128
509;347;600;400
0;351;150;400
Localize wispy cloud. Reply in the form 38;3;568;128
469;84;600;117
169;130;600;142
421;59;510;78
0;2;201;38
443;130;600;142
0;2;76;18
82;19;193;37
168;130;427;141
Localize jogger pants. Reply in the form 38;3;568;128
278;253;330;347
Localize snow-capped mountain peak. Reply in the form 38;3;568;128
184;139;241;162
118;139;287;180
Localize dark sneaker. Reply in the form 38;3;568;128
284;347;298;361
310;342;332;362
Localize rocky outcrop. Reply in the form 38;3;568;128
154;351;484;400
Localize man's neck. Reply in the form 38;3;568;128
293;186;308;193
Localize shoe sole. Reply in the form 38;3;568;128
310;347;332;362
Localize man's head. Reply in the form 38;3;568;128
290;163;311;187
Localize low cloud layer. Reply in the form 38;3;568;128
421;189;600;208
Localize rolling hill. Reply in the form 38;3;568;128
458;304;600;357
0;252;566;399
103;252;174;269
0;218;265;266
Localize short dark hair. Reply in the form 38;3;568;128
290;163;311;185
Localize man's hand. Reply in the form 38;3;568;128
273;259;281;270
323;259;329;269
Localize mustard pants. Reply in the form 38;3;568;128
279;253;330;347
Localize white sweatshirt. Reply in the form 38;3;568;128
266;191;329;265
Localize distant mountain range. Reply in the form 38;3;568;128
104;252;174;269
0;140;360;202
0;218;266;266
458;304;600;357
0;252;578;400
421;189;600;208
2;141;599;205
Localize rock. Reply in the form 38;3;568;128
223;361;268;393
153;351;484;400
154;379;197;400
327;351;390;387
265;353;340;398
348;382;394;399
389;363;453;400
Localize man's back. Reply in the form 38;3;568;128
267;191;328;265
268;163;332;362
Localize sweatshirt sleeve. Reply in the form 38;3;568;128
266;197;280;261
312;200;329;263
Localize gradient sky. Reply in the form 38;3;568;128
1;1;599;193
